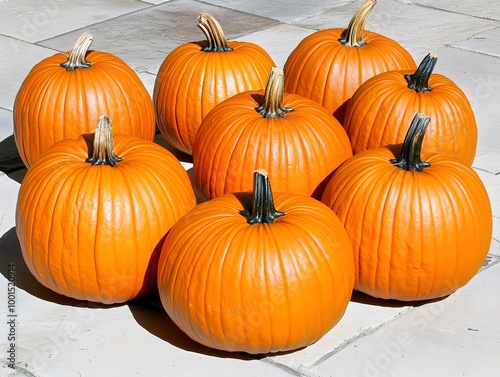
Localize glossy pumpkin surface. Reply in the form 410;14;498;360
344;53;478;166
192;68;353;200
158;170;355;354
283;0;416;123
13;33;155;168
153;12;275;155
321;114;492;301
16;116;197;304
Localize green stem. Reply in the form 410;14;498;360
86;115;123;167
339;0;377;47
404;52;438;93
240;170;285;224
60;32;94;71
390;113;431;171
255;68;294;118
197;11;233;52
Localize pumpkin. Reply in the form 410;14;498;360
153;11;275;155
13;32;155;168
321;113;492;301
157;169;355;354
192;67;353;201
283;0;416;124
343;52;478;166
16;115;197;304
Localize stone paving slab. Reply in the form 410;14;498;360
200;0;352;24
0;0;152;43
0;0;499;376
307;261;500;377
451;26;500;58
0;109;13;146
233;23;315;69
0;36;57;112
412;0;500;20
0;178;19;237
38;0;281;74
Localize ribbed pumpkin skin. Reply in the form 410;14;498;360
13;51;156;168
16;134;197;304
343;70;477;166
192;90;353;200
283;29;416;123
153;41;275;155
157;192;355;354
321;147;492;301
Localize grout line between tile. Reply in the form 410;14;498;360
307;306;414;369
447;43;500;60
262;357;312;377
400;0;500;22
265;306;415;375
472;166;500;175
34;2;166;46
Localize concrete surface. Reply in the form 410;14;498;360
1;0;499;376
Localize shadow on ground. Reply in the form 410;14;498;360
349;290;442;308
0;134;27;183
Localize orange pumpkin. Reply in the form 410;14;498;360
153;11;275;155
192;67;353;200
343;52;478;166
157;170;355;354
283;0;416;124
16;115;197;304
321;113;492;301
13;32;155;168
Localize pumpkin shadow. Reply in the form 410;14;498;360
185;166;207;204
350;289;450;308
0;226;123;309
333;98;350;125
153;129;193;164
251;93;265;106
128;293;264;361
0;134;27;183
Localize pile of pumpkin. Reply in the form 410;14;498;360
14;0;492;355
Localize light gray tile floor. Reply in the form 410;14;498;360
1;1;499;376
0;0;152;43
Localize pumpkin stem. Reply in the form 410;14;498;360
241;170;285;224
390;113;431;171
339;0;376;47
60;32;94;71
86;115;123;167
255;67;294;118
197;11;233;52
404;52;438;93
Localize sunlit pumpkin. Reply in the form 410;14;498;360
158;170;355;354
321;113;492;301
153;11;275;155
192;67;352;200
283;0;416;124
343;52;478;166
16;115;196;304
13;32;155;168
